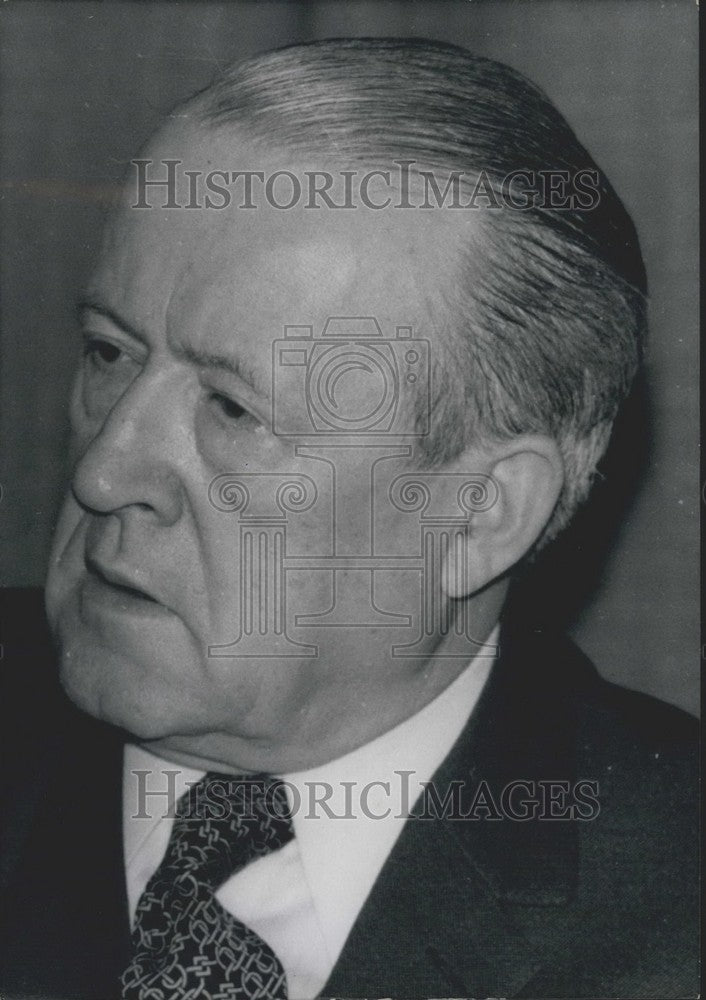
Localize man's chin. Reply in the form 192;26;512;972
55;637;201;742
49;588;201;734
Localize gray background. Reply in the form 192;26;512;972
0;0;698;714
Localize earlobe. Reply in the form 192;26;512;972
440;436;564;599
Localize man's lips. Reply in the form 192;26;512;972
83;555;165;610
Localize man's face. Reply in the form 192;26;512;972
45;121;482;771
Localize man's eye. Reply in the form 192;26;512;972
79;334;142;419
211;392;246;421
83;337;124;369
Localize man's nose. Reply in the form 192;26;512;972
71;374;185;524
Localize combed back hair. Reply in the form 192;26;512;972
194;37;646;543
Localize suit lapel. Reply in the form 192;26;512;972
324;623;582;998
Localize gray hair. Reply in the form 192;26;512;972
194;37;646;544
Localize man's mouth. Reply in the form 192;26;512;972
82;555;167;613
102;578;158;603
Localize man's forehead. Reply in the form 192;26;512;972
93;121;475;348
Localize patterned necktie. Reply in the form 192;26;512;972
121;772;293;1000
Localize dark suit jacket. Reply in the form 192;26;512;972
0;588;699;999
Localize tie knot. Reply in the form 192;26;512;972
166;771;293;890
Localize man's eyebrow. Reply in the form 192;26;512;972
76;296;147;344
174;343;269;398
76;298;269;398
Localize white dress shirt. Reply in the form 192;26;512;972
123;627;497;999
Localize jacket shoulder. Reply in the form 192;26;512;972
567;635;698;772
518;625;697;753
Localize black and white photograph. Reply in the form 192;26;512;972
0;2;699;998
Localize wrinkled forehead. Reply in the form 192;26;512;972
92;118;480;341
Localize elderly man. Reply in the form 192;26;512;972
0;37;697;1000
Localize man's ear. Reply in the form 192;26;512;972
441;436;564;599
